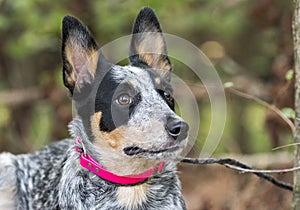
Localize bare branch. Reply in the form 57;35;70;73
226;87;296;135
179;157;293;191
225;164;300;174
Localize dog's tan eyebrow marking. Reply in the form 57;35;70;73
154;77;161;85
127;81;137;89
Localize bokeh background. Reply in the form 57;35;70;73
0;0;294;209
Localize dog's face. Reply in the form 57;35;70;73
62;8;189;163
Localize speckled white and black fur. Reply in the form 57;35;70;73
0;7;188;210
0;119;185;209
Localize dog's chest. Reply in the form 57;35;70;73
116;185;148;208
58;165;185;210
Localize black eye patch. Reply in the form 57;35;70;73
95;73;119;132
156;89;175;111
129;92;142;116
146;68;174;110
95;72;141;132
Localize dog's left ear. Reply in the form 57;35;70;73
129;7;172;81
62;16;99;95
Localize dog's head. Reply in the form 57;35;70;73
62;7;189;167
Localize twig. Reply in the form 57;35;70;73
273;142;300;151
226;87;296;135
225;164;300;174
179;157;293;191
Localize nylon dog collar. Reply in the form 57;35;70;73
75;138;165;185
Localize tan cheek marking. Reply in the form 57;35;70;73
116;184;149;208
100;127;128;149
91;112;128;149
90;111;103;142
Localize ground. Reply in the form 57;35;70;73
180;158;292;210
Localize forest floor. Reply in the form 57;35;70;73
179;153;293;210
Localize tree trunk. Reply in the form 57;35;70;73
293;0;300;209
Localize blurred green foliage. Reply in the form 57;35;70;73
0;0;294;155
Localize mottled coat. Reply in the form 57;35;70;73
0;119;185;209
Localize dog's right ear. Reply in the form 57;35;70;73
62;16;99;95
129;7;172;81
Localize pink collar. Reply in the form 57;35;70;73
75;138;165;186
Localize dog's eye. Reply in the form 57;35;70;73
164;91;173;101
116;94;133;105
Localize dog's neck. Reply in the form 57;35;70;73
59;138;181;209
67;118;177;208
68;118;165;177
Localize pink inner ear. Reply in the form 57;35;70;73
71;51;94;88
72;50;88;74
133;33;171;74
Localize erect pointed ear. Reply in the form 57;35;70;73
129;7;172;81
62;16;99;95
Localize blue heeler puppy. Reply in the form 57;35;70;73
0;7;189;210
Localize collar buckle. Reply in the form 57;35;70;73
76;138;87;156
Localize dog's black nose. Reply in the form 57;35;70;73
166;117;189;141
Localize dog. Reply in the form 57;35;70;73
0;7;189;210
